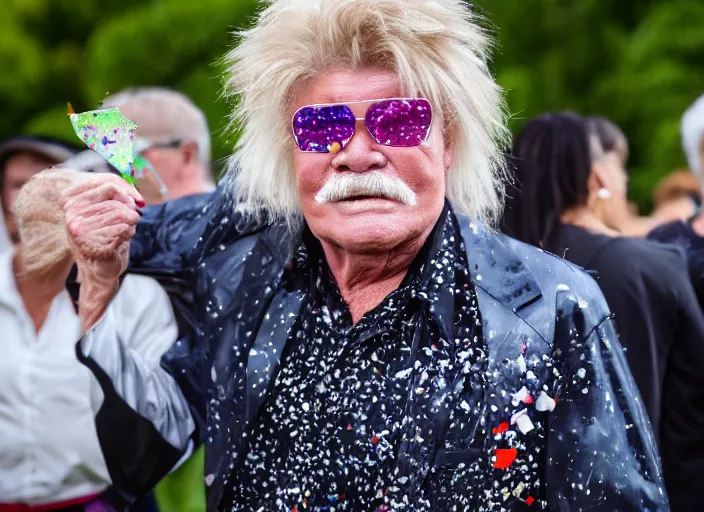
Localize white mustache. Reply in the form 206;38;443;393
314;171;417;205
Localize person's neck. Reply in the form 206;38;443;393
560;206;620;237
320;229;433;325
13;248;73;333
170;174;214;199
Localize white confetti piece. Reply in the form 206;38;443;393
535;391;556;412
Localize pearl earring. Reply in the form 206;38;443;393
597;188;612;200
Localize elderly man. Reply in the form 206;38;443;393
102;87;215;204
649;93;704;309
24;1;667;510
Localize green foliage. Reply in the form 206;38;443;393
474;0;704;211
2;0;259;167
0;1;702;511
154;447;206;512
2;0;704;212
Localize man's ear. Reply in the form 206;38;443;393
181;141;199;165
443;127;454;174
443;148;453;175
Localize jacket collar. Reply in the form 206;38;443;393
456;214;543;313
230;208;544;509
259;210;544;318
0;248;19;309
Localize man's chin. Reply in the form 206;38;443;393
319;220;415;253
306;200;423;252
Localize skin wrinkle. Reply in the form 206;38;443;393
292;69;451;323
19;70;443;326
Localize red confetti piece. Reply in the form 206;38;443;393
523;395;534;404
339;494;345;500
492;421;509;435
525;496;535;506
371;435;379;444
431;344;438;351
493;448;518;469
347;424;353;430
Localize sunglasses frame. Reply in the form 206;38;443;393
291;97;433;153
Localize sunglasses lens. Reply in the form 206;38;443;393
292;105;356;152
365;99;432;147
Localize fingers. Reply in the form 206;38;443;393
65;200;141;236
69;223;136;262
61;175;145;211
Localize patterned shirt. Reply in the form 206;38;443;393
230;205;483;511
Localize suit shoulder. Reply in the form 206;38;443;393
500;233;601;294
498;233;610;328
591;236;688;287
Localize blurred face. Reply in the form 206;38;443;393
291;69;450;253
118;103;194;205
2;152;57;244
599;150;629;200
134;144;183;205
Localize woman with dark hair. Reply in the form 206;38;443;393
503;112;704;512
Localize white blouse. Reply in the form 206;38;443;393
0;249;178;505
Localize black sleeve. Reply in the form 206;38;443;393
659;263;704;511
546;316;669;510
76;317;205;504
545;270;669;510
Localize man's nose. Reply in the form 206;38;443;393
331;122;388;173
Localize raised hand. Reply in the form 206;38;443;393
59;172;145;331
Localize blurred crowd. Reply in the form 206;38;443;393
1;81;704;512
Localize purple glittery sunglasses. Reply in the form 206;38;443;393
292;98;432;153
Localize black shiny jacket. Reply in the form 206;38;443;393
98;191;668;511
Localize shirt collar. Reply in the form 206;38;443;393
0;248;21;309
296;201;461;340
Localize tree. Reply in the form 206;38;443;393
3;0;704;207
3;0;259;169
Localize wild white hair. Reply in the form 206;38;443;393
224;0;509;227
682;93;704;180
103;87;213;183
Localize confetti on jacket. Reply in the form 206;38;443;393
69;107;137;184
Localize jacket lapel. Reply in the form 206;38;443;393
402;216;546;497
232;214;548;505
242;225;304;426
457;215;543;315
244;286;305;424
